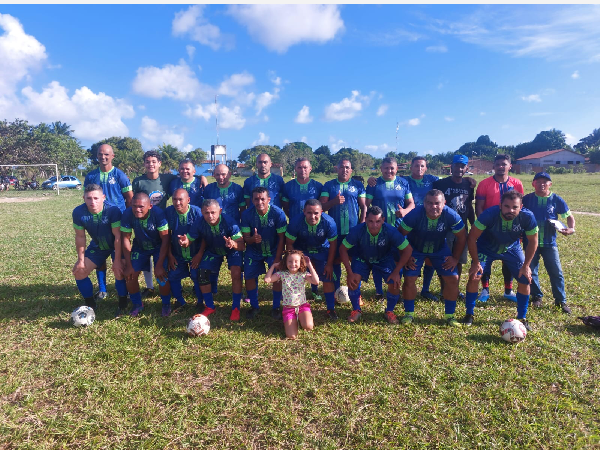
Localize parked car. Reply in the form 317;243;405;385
42;175;82;190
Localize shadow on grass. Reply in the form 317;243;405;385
465;333;504;344
564;323;600;336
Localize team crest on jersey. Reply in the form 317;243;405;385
149;191;164;207
348;186;356;193
146;222;155;231
512;224;522;232
395;185;402;191
378;238;386;247
268;219;274;227
547;205;555;215
436;223;445;232
269;182;276;190
317;229;325;237
108;177;116;185
309;187;316;195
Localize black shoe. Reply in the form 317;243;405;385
115;296;128;317
196;302;205;313
84;296;97;313
172;301;187;314
94;291;107;301
519;318;532;331
326;309;338;320
462;314;474;326
531;296;543;308
141;288;155;299
557;302;571;314
270;308;281;319
246;307;260;319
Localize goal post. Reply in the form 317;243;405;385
0;164;61;195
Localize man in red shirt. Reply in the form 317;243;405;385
474;154;524;302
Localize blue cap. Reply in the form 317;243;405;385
452;154;469;165
533;172;552;181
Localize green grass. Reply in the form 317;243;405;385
1;176;600;449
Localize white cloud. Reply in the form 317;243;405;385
301;136;308;143
228;5;344;53
186;45;196;60
361;28;423;46
183;144;193;153
218;72;255;97
252;132;269;146
325;90;372;121
364;143;390;152
140;116;184;149
408;117;421;126
426;45;448;53
138;104;146;111
185;102;246;130
268;70;282;86
329;137;346;152
444;116;454;122
571;70;580;79
255;88;280;115
565;133;577;146
522;94;541;102
172;5;234;51
377;105;389;116
132;60;209;101
295;105;313;124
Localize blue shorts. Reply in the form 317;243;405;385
478;245;530;285
85;244;114;267
167;259;199;283
351;257;399;284
199;250;242;272
244;252;275;280
310;257;334;283
404;246;458;277
130;247;167;273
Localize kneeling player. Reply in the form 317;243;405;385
339;206;413;324
399;190;467;326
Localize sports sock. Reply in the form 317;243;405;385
403;299;415;313
118;295;128;310
386;293;400;312
516;292;529;319
348;283;362;311
170;279;186;304
325;292;336;311
272;289;282;309
192;279;203;303
445;299;457;316
247;287;259;309
76;277;94;298
203;292;215;309
333;264;342;291
143;271;154;290
422;265;434;293
96;269;107;293
210;273;219;294
160;294;171;307
373;272;384;295
311;283;318;294
232;292;242;310
114;279;128;297
130;292;142;307
465;291;477;315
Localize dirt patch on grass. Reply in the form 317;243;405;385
0;196;52;203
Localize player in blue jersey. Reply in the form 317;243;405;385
243;153;285;208
72;184;129;313
282;158;323;220
286;199;338;319
203;164;246;224
179;199;245;319
399;190;467;326
84;144;133;302
522;172;575;314
121;193;170;317
462;191;538;330
339;206;413;324
163;189;204;317
241;187;288;320
168;159;204;208
320;158;367;301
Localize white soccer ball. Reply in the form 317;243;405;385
187;314;210;337
335;286;350;304
71;306;96;327
500;318;527;343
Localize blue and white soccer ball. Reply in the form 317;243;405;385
335;286;350;304
71;306;96;327
186;314;210;337
499;318;527;343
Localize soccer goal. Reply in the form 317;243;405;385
0;164;61;195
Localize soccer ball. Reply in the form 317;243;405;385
71;306;96;327
499;319;527;343
334;286;350;304
186;314;210;337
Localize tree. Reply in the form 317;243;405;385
331;147;373;172
279;142;315;175
530;129;566;153
575;128;600;154
237;145;281;168
458;135;500;160
314;145;331;157
186;148;208;165
226;159;238;174
315;154;333;174
588;147;600;164
89;137;145;176
156;143;185;172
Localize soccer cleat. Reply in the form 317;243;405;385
246;307;260;319
172;301;187;314
477;288;489;303
230;307;240;321
348;309;362;323
130;305;144;317
384;311;399;324
270;308;282;319
400;313;414;325
115;307;126;318
503;290;517;302
462;314;474;326
519;318;532;331
94;291;107;301
202;306;216;317
84;297;97;313
557;302;572;314
420;290;439;302
161;305;171;317
458;292;465;301
531;296;543;307
141;288;155;299
374;293;385;303
446;316;462;327
326;309;338;320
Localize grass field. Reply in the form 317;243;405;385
1;173;599;449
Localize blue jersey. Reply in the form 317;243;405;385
243;173;285;208
84;167;132;212
400;205;464;254
72;202;121;251
286;213;337;257
282;179;323;219
165;204;203;262
120;206;169;251
320;178;366;236
342;222;409;264
474;206;538;254
187;214;243;257
403;174;439;206
169;177;204;208
241;205;288;257
203;182;245;224
366;176;413;227
522;193;571;247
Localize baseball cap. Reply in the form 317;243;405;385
452;154;469;165
533;172;552;181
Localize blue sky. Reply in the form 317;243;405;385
1;4;599;161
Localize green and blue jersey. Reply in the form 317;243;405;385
320;178;366;236
474;205;538;254
522;193;571;247
243;173;285;208
282;179;323;219
286;213;337;258
72;202;122;251
403;174;439;207
84;167;132;212
241;205;288;257
366;176;412;227
400;205;464;254
165;204;203;262
169;177;204;208
120;206;169;251
203;182;245;224
342;222;409;264
187;214;243;257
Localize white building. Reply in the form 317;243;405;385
516;149;586;168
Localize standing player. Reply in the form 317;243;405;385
399;190;467;326
339;206;412;324
522;172;575;314
319;158;367;297
121;193;171;317
281;158;323;219
164;189;204;316
462;191;538;330
84;144;133;301
179;199;245;319
286;200;338;319
168;159;205;208
241;187;288;319
203;164;246;224
243;153;285;208
475;154;524;302
71;184;129;313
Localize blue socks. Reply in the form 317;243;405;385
203;292;215;309
160;294;171;307
516;292;529;319
422;265;435;292
76;277;94;298
130;292;142;307
114;279;128;297
403;299;415;313
232;292;242;310
325;291;336;311
445;299;456;315
272;289;282;309
465;291;477;315
386;293;400;312
349;283;362;311
210;273;219;293
373;272;384;295
247;287;259;309
333;264;342;291
96;269;107;293
170;280;186;306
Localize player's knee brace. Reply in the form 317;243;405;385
197;268;212;286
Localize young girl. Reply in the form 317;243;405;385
264;249;319;339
